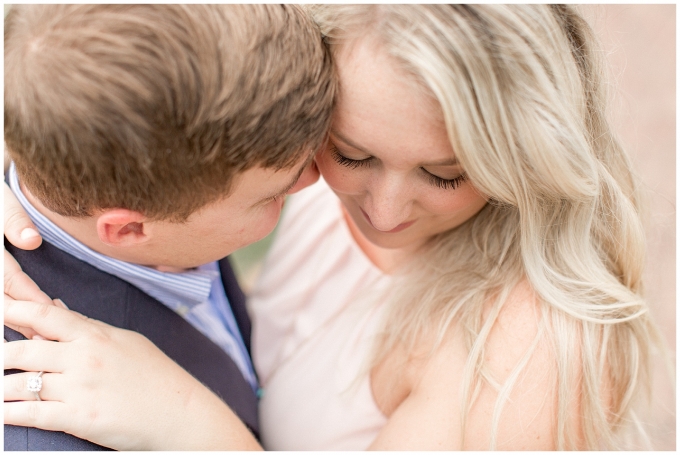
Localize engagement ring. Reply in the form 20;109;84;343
27;371;44;401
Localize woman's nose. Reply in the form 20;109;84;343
364;176;412;231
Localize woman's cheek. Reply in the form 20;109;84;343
420;183;488;216
315;151;362;195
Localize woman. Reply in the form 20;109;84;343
4;4;663;450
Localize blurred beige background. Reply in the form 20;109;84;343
579;5;676;450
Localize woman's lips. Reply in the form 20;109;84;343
360;208;415;233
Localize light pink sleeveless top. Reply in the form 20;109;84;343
249;178;389;450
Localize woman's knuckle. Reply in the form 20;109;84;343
88;328;110;346
87;407;99;424
4;269;19;295
5;209;26;232
85;352;105;371
25;401;41;424
32;302;53;319
6;340;26;364
14;375;27;394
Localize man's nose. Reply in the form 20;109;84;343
287;160;320;195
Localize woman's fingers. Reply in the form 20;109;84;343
4;182;42;250
4;250;53;306
4;340;65;373
4;401;71;433
4;249;57;340
4;300;90;343
4;371;62;402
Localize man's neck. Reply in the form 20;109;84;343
21;183;101;251
20;182;184;272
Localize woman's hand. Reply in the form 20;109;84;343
4;180;59;339
3;300;262;451
4;181;42;250
4;249;52;307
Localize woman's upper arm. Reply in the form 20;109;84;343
369;283;575;450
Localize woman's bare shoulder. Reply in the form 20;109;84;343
370;280;581;450
464;280;572;449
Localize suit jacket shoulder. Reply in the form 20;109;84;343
4;239;258;451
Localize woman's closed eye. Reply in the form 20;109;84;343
331;145;468;191
330;145;372;169
422;170;468;190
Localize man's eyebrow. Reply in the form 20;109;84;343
331;130;459;166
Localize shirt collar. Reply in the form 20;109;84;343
8;163;217;311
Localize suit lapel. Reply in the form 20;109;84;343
218;257;252;356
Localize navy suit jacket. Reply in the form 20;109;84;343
4;239;259;451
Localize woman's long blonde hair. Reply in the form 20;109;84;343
310;4;663;449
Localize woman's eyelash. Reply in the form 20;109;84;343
331;144;467;190
330;146;372;169
425;172;468;190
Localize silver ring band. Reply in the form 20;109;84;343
27;371;44;401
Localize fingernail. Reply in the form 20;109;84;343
20;228;40;240
32;335;46;341
54;298;69;309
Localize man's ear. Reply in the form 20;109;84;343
96;209;150;247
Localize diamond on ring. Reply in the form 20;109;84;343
27;371;44;393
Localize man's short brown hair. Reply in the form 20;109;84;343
5;5;335;221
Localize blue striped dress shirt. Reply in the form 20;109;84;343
8;163;258;392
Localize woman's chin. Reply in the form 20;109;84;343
359;227;425;251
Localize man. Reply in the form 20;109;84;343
3;4;334;450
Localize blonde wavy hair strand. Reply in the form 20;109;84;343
309;4;664;450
